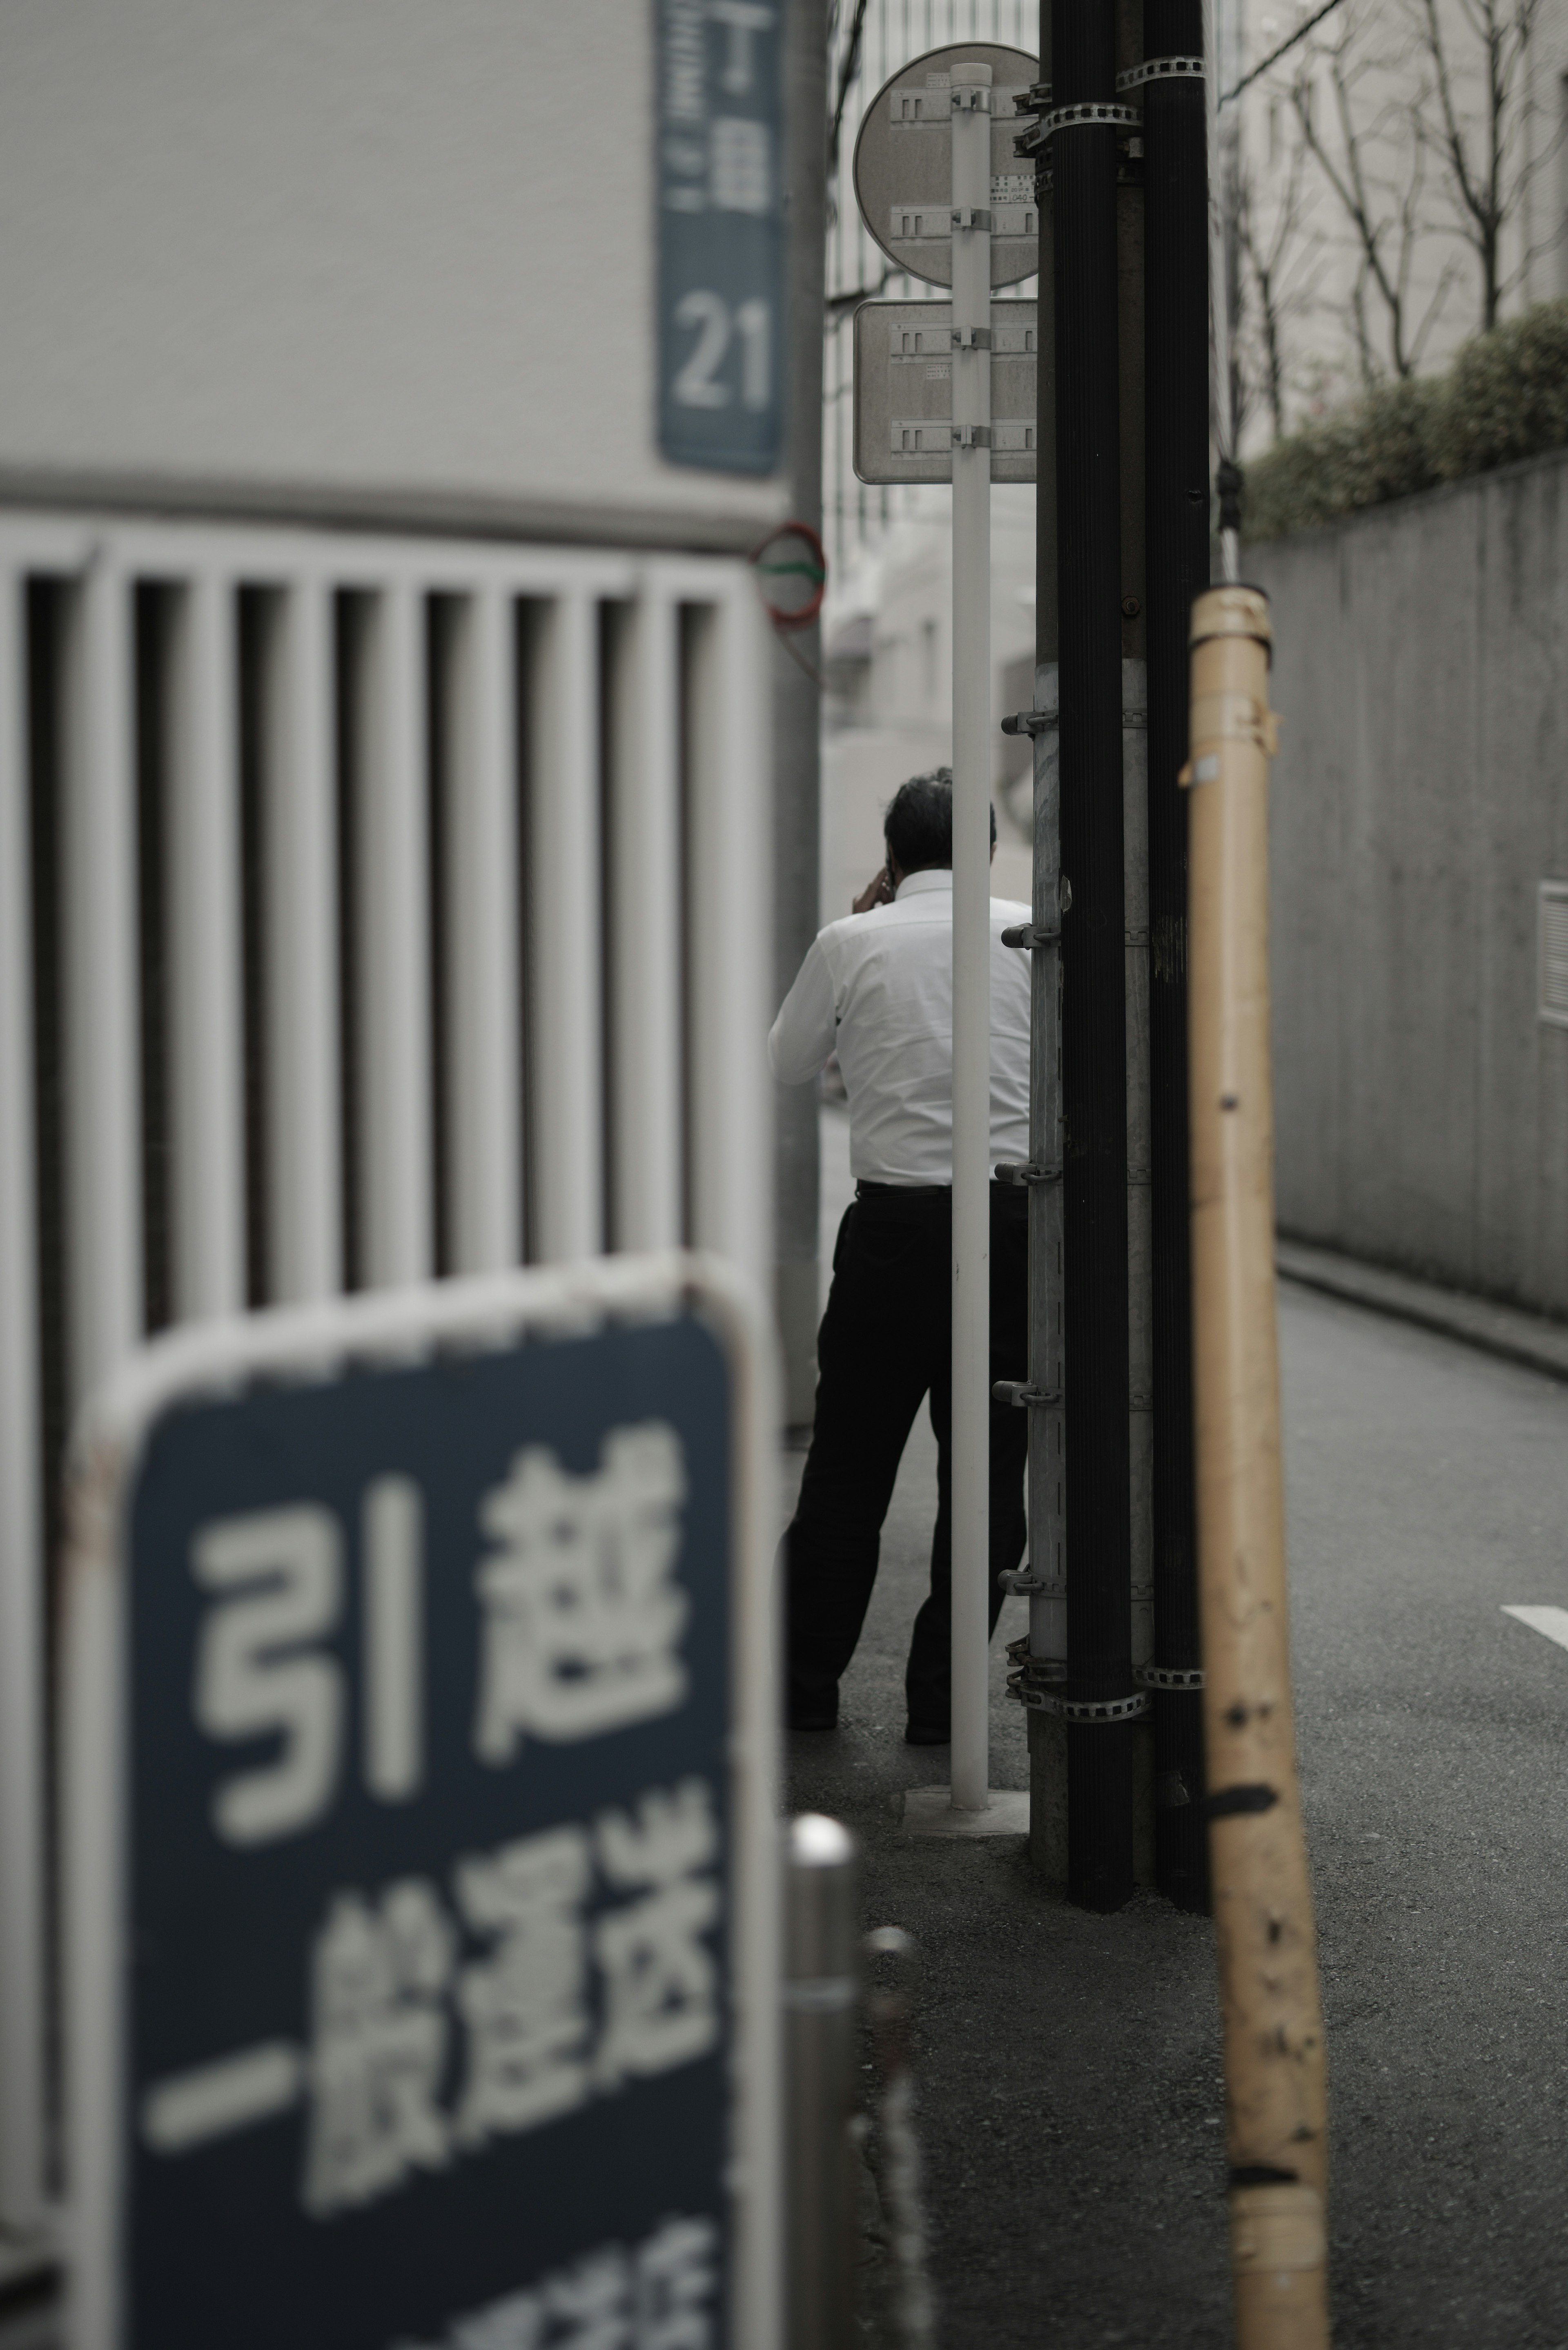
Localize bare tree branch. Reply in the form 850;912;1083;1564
1290;18;1435;377
1406;0;1546;330
1236;129;1320;437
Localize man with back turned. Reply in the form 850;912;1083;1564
769;768;1032;1743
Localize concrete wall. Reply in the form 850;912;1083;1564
1253;448;1568;1319
0;0;786;548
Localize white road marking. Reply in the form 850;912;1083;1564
141;2040;304;2153
1501;1604;1568;1654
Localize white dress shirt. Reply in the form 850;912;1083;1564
768;866;1032;1185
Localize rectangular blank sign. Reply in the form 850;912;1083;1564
853;299;1039;484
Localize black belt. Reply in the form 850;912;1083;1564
855;1177;1018;1197
855;1180;948;1197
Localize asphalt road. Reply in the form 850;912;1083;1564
785;1110;1568;2348
4;1138;1566;2349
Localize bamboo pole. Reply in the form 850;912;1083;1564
1183;583;1329;2349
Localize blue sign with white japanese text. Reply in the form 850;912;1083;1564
656;0;786;475
78;1278;757;2350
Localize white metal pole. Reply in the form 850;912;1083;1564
443;588;523;1275
608;587;683;1253
64;554;143;1402
0;564;45;2233
169;573;247;1322
266;576;342;1304
949;61;993;1813
527;592;604;1265
358;582;434;1289
685;582;773;1297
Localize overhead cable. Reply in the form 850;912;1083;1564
1220;0;1349;106
826;0;871;177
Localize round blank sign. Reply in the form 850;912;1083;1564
852;43;1041;291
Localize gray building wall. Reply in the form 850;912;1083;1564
1253;449;1568;1319
0;0;786;549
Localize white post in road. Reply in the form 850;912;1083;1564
949;60;993;1814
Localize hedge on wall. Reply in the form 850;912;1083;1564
1243;301;1568;542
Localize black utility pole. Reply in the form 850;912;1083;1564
1143;0;1211;1912
1053;0;1135;1913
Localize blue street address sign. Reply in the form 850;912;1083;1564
63;1260;776;2350
655;0;786;476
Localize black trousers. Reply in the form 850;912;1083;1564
784;1182;1029;1729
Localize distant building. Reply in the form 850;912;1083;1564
820;0;1039;922
818;486;1035;917
1231;0;1568;448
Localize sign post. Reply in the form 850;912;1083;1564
947;58;994;1815
852;45;1037;1824
62;1256;777;2350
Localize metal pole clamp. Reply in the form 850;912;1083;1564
1116;56;1205;90
1009;1684;1152;1723
1040;100;1142;139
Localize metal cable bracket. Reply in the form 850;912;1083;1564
951;326;992;350
1000;708;1058;737
1004;1638;1067;1681
1039;100;1142;140
1008;1681;1152;1723
1134;1663;1207;1692
993;1158;1061;1185
999;923;1060;951
949;206;993;231
951;424;993;450
1012;80;1053;114
996;1567;1047;1595
991;1379;1060;1408
1015;100;1140;158
950;85;992;112
1116;56;1204;91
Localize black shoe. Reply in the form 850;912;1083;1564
904;1720;950;1746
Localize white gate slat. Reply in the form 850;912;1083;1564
64;555;143;1398
357;582;434;1288
0;565;45;2232
607;590;683;1253
266;577;343;1304
443;589;522;1274
526;593;604;1264
684;589;771;1291
168;574;247;1320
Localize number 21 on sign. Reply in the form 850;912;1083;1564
672;291;771;411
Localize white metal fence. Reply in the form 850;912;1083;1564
0;513;771;2237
